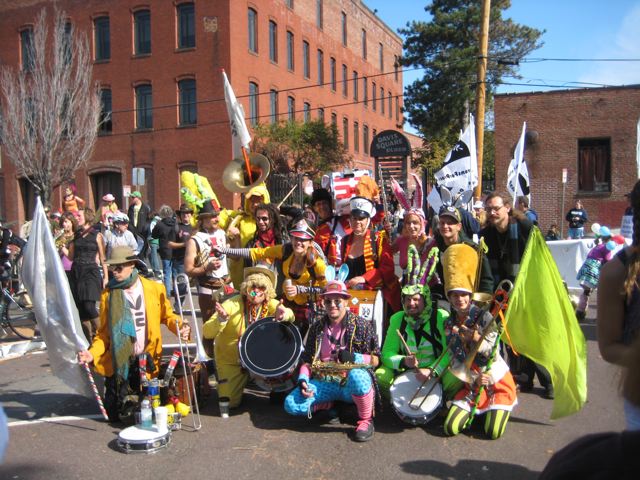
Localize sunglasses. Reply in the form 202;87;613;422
108;263;134;272
323;298;343;306
256;216;270;222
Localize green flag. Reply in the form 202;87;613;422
504;228;587;419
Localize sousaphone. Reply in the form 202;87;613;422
222;152;271;193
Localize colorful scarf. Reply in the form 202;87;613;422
255;228;276;248
107;269;139;382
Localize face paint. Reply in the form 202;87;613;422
250;291;257;297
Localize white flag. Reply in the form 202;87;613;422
428;114;478;212
21;197;92;397
507;121;531;204
222;69;252;160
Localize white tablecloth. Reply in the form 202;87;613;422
546;239;591;290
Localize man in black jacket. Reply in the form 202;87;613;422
151;205;177;296
127;191;151;258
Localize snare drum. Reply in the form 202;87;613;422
390;370;443;426
239;317;302;392
347;289;384;345
117;425;171;454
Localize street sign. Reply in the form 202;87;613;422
132;167;146;186
562;168;568;184
123;185;131;197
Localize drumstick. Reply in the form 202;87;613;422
396;329;414;357
81;362;109;421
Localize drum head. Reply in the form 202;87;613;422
239;317;302;378
117;425;171;454
390;371;443;424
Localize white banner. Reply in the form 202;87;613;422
427;114;477;212
222;70;252;160
21;197;92;398
507;121;530;205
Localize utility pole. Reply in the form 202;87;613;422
474;0;491;199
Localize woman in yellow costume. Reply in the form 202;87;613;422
203;265;293;417
215;219;326;337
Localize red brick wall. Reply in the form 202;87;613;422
0;0;403;224
494;86;640;235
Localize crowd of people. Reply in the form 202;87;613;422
2;173;635;450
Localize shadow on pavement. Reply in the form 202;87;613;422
0;389;96;421
400;459;539;479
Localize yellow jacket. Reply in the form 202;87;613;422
218;184;271;286
249;244;327;305
202;295;293;365
88;277;182;378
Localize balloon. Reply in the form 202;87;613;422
606;240;617;251
590;223;601;235
598;226;611;238
612;234;626;245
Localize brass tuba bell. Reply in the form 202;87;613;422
222;152;271;193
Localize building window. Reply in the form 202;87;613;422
286;31;294;70
302;41;310;79
331;112;337;126
269;20;278;63
578;138;611;192
341;12;347;46
353;122;359;153
380;87;384;114
99;88;112;134
394;55;399;81
177;3;195;49
94;17;110;61
353;71;358;101
303;102;310;122
287;96;295;120
379;43;383;71
372;82;377;111
135;84;153;130
318;107;324;121
270;89;279;124
249;82;259;126
178;79;197;126
330;57;336;91
316;0;323;29
342;117;348;149
248;8;258;53
362;29;367;59
20;28;34;71
363;125;369;154
395;96;400;122
342;64;348;97
388;91;392;118
286;0;293;9
363;78;368;107
134;10;151;55
317;49;324;86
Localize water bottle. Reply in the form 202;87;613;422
140;399;153;429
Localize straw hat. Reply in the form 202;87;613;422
442;243;479;295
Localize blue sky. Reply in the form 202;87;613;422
364;0;640;130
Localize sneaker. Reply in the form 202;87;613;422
575;310;586;322
353;420;374;442
543;386;555;400
314;408;341;425
219;401;230;419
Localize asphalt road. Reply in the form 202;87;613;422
0;303;625;480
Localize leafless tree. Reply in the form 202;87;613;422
1;7;102;206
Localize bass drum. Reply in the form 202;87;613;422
238;317;302;392
347;289;384;346
390;370;443;426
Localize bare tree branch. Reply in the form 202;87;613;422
1;7;101;206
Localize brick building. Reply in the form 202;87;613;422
494;85;640;233
0;0;404;224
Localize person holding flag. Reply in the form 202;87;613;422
480;192;554;399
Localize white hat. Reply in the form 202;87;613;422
102;193;115;202
349;196;376;218
472;200;484;210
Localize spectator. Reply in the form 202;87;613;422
545;224;561;241
100;194;119;229
151;205;177;295
566;200;588;239
517;196;538;226
127;191;151;258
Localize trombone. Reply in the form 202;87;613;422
448;279;514;383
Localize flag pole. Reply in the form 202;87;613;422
241;146;253;184
81;362;109;421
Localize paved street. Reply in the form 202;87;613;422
0;303;625;480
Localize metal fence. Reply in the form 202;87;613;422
267;173;303;206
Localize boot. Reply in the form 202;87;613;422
575;293;589;320
352;389;374;442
